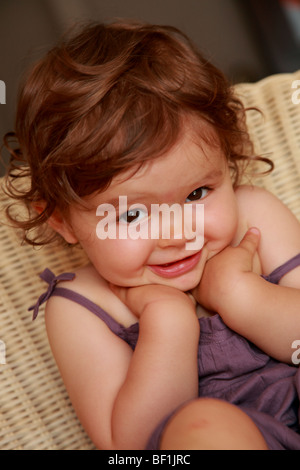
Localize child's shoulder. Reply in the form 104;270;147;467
235;184;300;280
234;183;298;227
235;184;279;209
234;184;295;228
46;263;137;327
232;184;275;241
58;263;109;296
52;263;108;306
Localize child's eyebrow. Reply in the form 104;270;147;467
185;167;224;188
94;168;225;209
96;193;154;209
198;168;224;182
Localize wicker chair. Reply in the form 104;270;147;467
0;70;299;449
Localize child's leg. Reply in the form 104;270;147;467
160;398;268;450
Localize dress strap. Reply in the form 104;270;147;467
29;269;75;320
262;253;300;284
29;268;125;337
31;253;300;324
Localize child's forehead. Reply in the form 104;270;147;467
80;119;226;210
101;132;225;196
116;123;223;179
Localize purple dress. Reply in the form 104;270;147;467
30;254;300;450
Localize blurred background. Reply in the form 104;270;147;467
0;0;300;175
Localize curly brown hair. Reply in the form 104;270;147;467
3;20;272;246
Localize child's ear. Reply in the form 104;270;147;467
32;203;78;244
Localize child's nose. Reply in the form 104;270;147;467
152;206;186;247
154;203;204;250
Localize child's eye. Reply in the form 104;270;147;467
119;207;148;224
186;187;209;202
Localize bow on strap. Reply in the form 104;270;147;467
29;268;75;321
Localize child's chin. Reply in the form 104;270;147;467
161;275;201;292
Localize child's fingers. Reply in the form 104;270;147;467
239;227;260;256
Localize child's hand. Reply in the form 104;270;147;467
110;283;196;320
192;228;261;315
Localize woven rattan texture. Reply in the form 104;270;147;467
0;71;299;449
237;70;300;221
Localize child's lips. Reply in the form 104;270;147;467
148;251;202;278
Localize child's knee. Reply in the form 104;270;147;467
160;398;268;450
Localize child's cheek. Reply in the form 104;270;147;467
97;237;154;281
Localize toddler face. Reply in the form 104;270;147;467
64;126;239;291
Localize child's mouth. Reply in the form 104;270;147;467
148;251;202;278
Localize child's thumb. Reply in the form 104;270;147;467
239;227;260;255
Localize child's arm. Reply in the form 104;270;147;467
193;186;300;364
45;284;199;450
194;228;300;363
